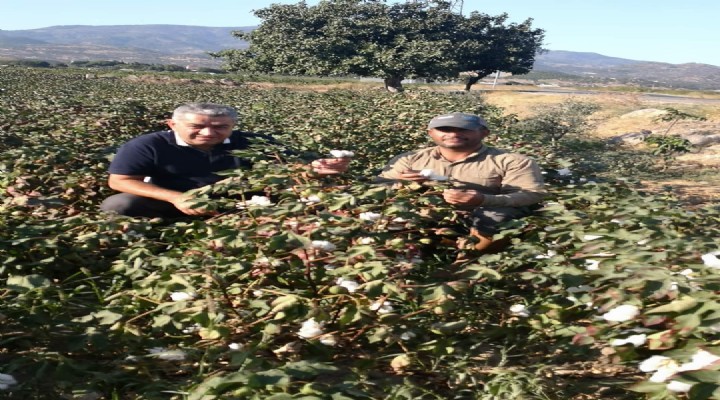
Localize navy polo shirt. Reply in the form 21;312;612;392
108;130;272;192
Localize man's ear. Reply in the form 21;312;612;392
479;128;490;139
166;119;176;130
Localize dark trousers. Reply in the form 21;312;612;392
469;205;538;235
100;193;186;218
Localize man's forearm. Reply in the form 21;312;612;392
109;179;184;203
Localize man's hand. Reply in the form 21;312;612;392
170;195;218;216
396;169;429;182
443;189;484;207
311;157;351;176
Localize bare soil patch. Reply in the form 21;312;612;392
480;89;720;205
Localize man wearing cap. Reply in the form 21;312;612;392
100;102;349;217
376;112;546;252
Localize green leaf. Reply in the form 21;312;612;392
6;274;51;292
430;320;468;335
646;296;699;314
92;310;123;325
270;295;300;313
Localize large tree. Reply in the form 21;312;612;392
213;0;544;92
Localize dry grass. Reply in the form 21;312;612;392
477;88;720;205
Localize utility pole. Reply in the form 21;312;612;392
450;0;464;14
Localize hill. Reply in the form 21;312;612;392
530;50;720;90
1;25;719;89
0;25;252;67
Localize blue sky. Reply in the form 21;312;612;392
1;0;717;66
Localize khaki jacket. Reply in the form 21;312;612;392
376;145;546;208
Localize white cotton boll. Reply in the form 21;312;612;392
359;211;382;221
557;168;572;176
640;355;673;372
301;195;322;204
400;331;417;341
509;304;530;317
311;240;336;252
582;234;603;241
611;334;647;347
419;169;448;181
0;373;17;390
336;278;359;293
391;217;407;223
370;300;394;314
329;150;355;158
702;252;720;268
319;334;338;346
247;195;274;206
358;237;376;244
419;169;434;177
148;347;186;361
182;324;201;334
585;259;601;271
678;268;695;277
170;291;194;302
650;365;680;383
639;355;682;383
579;177;588;183
637;239;650;245
228;343;243;351
666;380;693;393
602;304;640;322
535;250;557;259
678;349;720;372
297;318;324;339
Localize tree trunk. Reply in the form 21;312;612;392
464;75;481;91
384;76;404;93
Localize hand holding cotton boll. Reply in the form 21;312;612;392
442;188;484;207
396;169;442;183
308;149;354;176
311;157;351;176
419;169;448;181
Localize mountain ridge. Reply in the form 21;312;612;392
1;25;718;89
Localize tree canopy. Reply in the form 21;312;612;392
213;0;545;92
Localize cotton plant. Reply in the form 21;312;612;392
638;349;720;392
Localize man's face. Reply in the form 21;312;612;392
167;113;235;150
428;126;488;151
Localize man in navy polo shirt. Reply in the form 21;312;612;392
100;103;349;217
